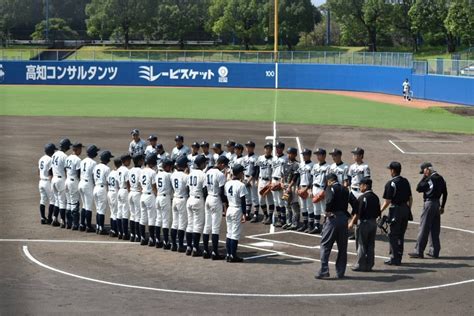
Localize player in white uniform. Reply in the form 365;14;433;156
129;129;146;157
155;144;170;170
79;145;99;232
402;78;411;101
203;155;229;260
348;147;371;209
282;147;300;230
271;142;288;227
38;143;56;224
93;151;113;235
225;140;236;163
200;141;215;171
243;141;259;222
310;148;330;234
51;138;71;228
256;142;274;224
187;142;201;170
231;143;245;169
185;155;208;257
170;135;190;162
65;142;83;229
139;154;158;246
296;148;314;232
212;143;227;162
155;158;174;249
224;164;247;263
145;135;158;156
128;155;144;242
170;156;189;252
328;148;350;187
107;158;121;237
117;154;131;240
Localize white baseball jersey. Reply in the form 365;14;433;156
145;145;157;156
311;161;330;188
157;151;170;165
187;169;206;197
65;154;81;180
171;170;188;198
203;152;215;169
271;154;288;179
80;157;97;182
38;155;52;180
128;167;142;192
243;153;257;177
231;155;245;169
256;155;273;179
93;163;110;186
187;153;200;169
329;162;350;185
117;165;129;189
225;180;247;208
205;168;226;196
171;145;190;161
402;81;410;92
140;167;156;193
226;152;236;164
348;162;371;188
298;160;314;186
51;151;67;178
156;171;172;195
129;139;146;157
107;170;120;192
213;151;227;162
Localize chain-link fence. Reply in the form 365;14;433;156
427;59;474;77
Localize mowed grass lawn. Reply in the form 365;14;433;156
1;85;472;134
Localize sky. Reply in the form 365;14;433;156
311;0;326;6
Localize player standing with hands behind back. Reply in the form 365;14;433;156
38;143;57;224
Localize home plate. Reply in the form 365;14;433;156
249;242;274;247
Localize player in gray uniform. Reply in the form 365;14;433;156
155;144;170;170
65;142;83;229
225;140;236;162
128;129;146;157
212;143;227;162
79;145;99;232
170;156;189;252
282;147;300;230
328;148;349;187
348;147;371;209
187;142;201;170
38;143;57;224
203;156;229;260
244;141;259;222
93;151;113;235
155;158;174;249
171;135;190;162
128;155;144;242
117;154;131;240
145;135;158;156
271;141;287;227
231;143;245;169
51;138;72;228
310;148;330;234
256;142;274;224
296;148;314;232
107;158;121;237
200;141;215;171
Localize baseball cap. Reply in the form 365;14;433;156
302;148;312;156
387;161;402;172
175;135;184;141
245;140;256;147
216;156;230;165
72;142;84;148
176;156;189;168
226;140;236;147
155;143;164;150
351;147;365;155
232;164;245;175
327;173;338;182
100;150;114;162
275;141;285;149
359;177;372;186
162;158;173;167
200;141;209;147
235;143;244;150
120;154;132;162
212;143;222;149
194;155;208;166
59;138;72;149
264;142;273;149
329;148;342;156
145;153;157;165
86;145;100;156
287;147;297;155
44;143;57;155
131;129;139;136
148;135;157;141
419;162;432;174
314;148;326;155
191;141;200;148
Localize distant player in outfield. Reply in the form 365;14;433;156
402;78;411;101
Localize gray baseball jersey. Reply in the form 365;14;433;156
311;162;330;188
329;162;349;184
171;145;190;162
243;153;257;177
298;161;314;186
129;139;146;157
145;145;157;156
283;159;299;184
256;155;273;179
348;162;371;188
272;154;288;179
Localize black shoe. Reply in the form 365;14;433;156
408;252;424;259
41;218;48;225
86;227;96;233
134;235;141;242
202;250;211;259
304;224;313;233
274;220;283;228
60;223;66;229
211;252;226;260
192;248;202;257
117;233;123;240
148;239;156;247
351;266;363;272
99;229;108;236
171;244;178;252
228;255;244;263
109;231;117;238
309;226;321;234
122;233;130;241
79;225;86;232
52;220;60;227
250;215;258;223
185;247;192;256
245;214;251;221
384;259;401;266
315;272;330;279
281;223;290;229
348;234;356;240
297;224;307;232
263;216;272;225
140;238;148;246
163;243;172;250
129;235;135;242
336;274;345;279
288;224;298;230
425;253;439;259
178;246;186;253
71;225;79;231
66;224;72;230
156;241;164;249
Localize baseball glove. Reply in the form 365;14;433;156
297;189;309;199
312;190;326;203
271;182;283;191
282;190;291;201
259;184;272;196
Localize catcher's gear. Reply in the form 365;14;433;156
297;189;309;199
312;190;326;203
271;182;283;191
259;184;272;196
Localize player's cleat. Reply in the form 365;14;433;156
250;215;259;223
129;235;135;242
202;250;211;259
140;238;148;246
305;223;314;233
40;218;49;225
86;227;96;233
245;214;251;221
122;233;130;241
192;248;202;257
156;241;164;249
263;216;272;225
109;231;117;238
185;247;192;256
297;224;307;232
425;253;439;259
51;219;60;227
384;259;401;266
99;229;108;236
163;243;172;250
211;252;225;260
117;233;123;240
71;225;79;231
309;225;321;235
79;225;86;232
171;244;178;252
66;224;72;230
273;220;283;228
408;252;424;259
228;255;244;263
178;246;186;253
288;224;298;230
60;223;66;229
148;239;156;247
315;272;330;280
281;223;290;229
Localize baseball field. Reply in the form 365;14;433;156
0;85;473;315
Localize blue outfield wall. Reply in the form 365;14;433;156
0;61;472;105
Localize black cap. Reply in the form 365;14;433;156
191;141;200;148
200;141;209;147
387;161;402;172
86;144;100;157
329;148;342;156
302;148;312;156
100;150;114;162
264;142;273;149
419;162;432;174
162;158;173;167
212;143;222;149
216;156;230;165
235;143;244;150
287;147;297;155
327;173;338;182
275;141;285;149
314;148;326;155
148;135;157;141
120;154;132;162
351;147;364;155
59;138;72;150
72;142;84;149
175;135;184;141
145;153;157;165
131;129;139;136
155;143;164;150
359;177;372;186
226;140;236;147
245;140;255;147
176;156;188;168
232;164;245;175
44;143;57;155
194;155;208;166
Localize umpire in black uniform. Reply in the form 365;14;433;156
349;177;380;272
316;173;350;279
380;162;413;266
409;162;448;259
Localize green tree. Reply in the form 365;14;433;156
388;0;418;51
444;0;474;48
278;0;319;50
31;18;79;41
0;0;40;44
50;0;91;35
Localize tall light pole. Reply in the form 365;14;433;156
326;8;331;46
274;0;278;62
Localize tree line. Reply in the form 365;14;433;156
0;0;472;52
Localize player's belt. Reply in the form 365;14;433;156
259;177;270;181
273;177;281;181
67;178;77;181
82;179;89;182
191;195;201;199
40;178;50;181
109;189;117;192
351;187;360;191
313;184;324;188
130;189;141;192
143;192;153;195
158;193;170;197
300;185;308;188
96;185;105;188
56;175;62;178
174;196;186;199
208;194;220;197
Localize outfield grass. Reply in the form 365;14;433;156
1;85;472;134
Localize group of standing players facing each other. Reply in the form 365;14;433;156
37;129;448;274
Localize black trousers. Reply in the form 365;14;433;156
319;213;348;276
388;205;410;263
355;219;377;271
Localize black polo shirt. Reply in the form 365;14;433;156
355;190;381;220
416;172;448;207
326;182;349;214
383;175;412;205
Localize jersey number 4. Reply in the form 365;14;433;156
228;186;234;196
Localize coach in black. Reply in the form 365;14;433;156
409;162;448;259
380;162;413;266
316;173;350;279
349;177;380;272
